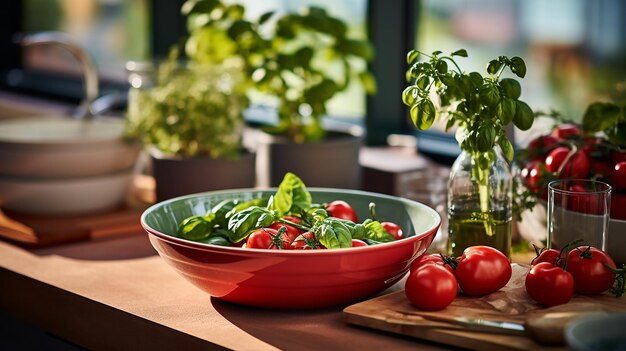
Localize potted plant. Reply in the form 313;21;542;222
182;0;376;188
125;48;255;201
402;49;535;257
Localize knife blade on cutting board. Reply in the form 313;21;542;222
395;303;612;345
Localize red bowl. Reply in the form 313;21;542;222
141;188;440;309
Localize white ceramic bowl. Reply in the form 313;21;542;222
566;313;626;351
0;169;135;215
0;116;141;178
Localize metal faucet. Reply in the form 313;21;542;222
19;31;100;118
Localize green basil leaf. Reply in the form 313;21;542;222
258;11;275;24
177;215;214;241
416;75;430;90
202;235;232;246
509;56;527;78
181;0;221;16
316;218;353;249
498;135;514;162
513;100;534;131
271;172;312;215
487;59;502;75
582;102;621;132
479;83;500;107
497;97;516;125
436;60;448;74
432;50;442;56
499;78;521;99
358;71;378;94
351;221;395;242
211;199;239;228
402;86;419;106
606;121;626;147
406;49;420;64
410;98;436;130
445;117;456;131
476;124;496;152
468;72;483;90
452;49;468;57
227;206;278;242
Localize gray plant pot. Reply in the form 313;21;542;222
150;149;256;201
255;130;362;189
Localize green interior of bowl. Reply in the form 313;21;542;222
143;188;440;239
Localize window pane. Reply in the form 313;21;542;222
22;0;150;83
416;0;626;145
228;0;368;120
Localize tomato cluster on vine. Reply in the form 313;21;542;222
526;243;625;307
516;123;626;220
404;246;512;311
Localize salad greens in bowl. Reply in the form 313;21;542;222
141;173;440;309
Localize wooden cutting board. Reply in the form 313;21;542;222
343;264;626;351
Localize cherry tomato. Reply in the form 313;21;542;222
351;239;368;247
291;232;325;250
405;264;457;311
246;228;280;250
381;221;403;240
520;160;544;192
269;222;301;249
613;162;626;190
455;246;512;296
567;246;616;295
531;248;563;267
526;135;559;160
551;123;580;140
545;146;590;179
611;193;626;220
525;262;574;306
410;253;456;275
326;200;358;222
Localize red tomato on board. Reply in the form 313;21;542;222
531;248;563;267
567;246;616;295
405;264;457;311
525;262;574;307
410;253;456;276
455;246;512;296
325;200;358;222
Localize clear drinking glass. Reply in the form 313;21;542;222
547;179;612;250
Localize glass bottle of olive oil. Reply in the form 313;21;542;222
447;148;512;258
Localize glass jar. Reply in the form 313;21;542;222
447;146;512;258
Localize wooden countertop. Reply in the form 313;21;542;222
0;232;451;350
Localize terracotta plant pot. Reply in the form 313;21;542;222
150;149;256;201
255;130;362;189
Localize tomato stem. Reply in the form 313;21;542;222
277;218;311;232
369;202;379;221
